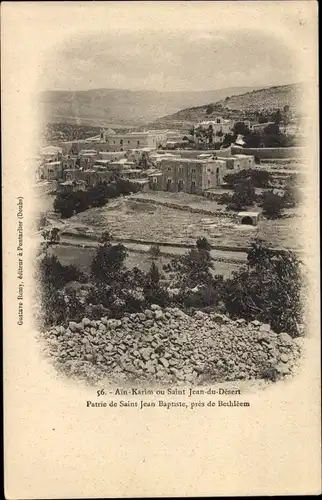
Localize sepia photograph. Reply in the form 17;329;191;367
34;4;314;389
2;1;320;497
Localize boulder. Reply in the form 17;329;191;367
279;332;293;345
154;310;164;320
259;323;271;332
151;304;162;311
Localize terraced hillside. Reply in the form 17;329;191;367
153;83;305;126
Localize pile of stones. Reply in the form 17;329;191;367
40;305;303;385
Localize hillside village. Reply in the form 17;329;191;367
37;82;307;386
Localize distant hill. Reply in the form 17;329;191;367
153;83;305;127
38;86;267;127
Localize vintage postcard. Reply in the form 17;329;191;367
2;1;321;498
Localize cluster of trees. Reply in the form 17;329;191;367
54;179;141;218
256;106;291;126
38;235;304;338
222;111;297;148
224;239;304;335
260;184;301;219
217;171;301;217
223;169;273;189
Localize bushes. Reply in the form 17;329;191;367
38;254;84;289
262;191;284;219
223;239;303;336
54;194;76;218
143;262;169;307
37;255;86;328
38;238;304;338
148;244;161;260
196;237;212;252
227;179;256;211
91;243;128;282
223;169;272;189
54;179;142;218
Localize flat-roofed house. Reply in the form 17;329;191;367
159;157;227;194
40;146;63;162
41;161;63;181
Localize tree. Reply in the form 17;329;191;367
39;283;67;328
272;108;282;125
262;191;284;219
87;184;107;208
54;193;75;218
222;133;235;147
143;261;169;306
224;169;272;189
223;239;304;336
38;254;82;289
91;243;128;282
50;227;60;244
228;178;256;211
171;247;214;290
258;114;269;124
244;131;261;148
196;237;212;252
189;126;195;137
233;121;250;136
206;104;214;115
148;244;161;261
208;124;214;147
100;231;112;244
195;126;207;145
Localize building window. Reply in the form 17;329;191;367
137;141;140;146
208;179;211;186
192;181;196;187
168;167;172;172
191;168;196;173
120;140;123;145
128;140;130;144
216;168;219;173
207;168;211;172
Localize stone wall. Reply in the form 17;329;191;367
40;306;303;385
231;146;306;159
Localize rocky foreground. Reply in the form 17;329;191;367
40;306;303;385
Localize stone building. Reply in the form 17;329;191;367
39;161;63;181
158;157;227;195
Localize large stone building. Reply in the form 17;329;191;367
98;129;167;151
158;153;255;194
158;157;227;195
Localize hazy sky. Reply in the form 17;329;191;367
34;2;314;93
42;29;297;92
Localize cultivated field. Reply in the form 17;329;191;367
63;193;302;251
